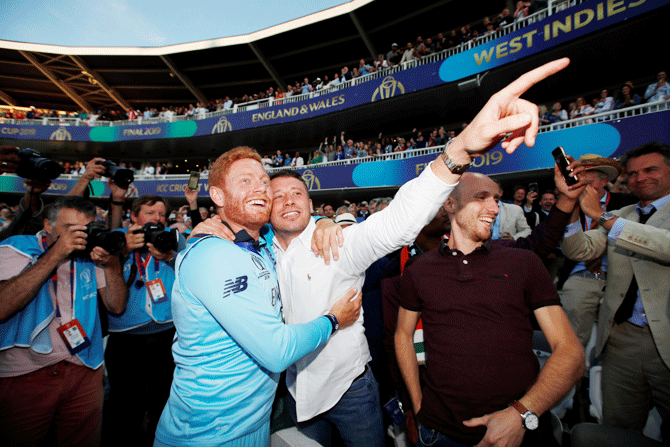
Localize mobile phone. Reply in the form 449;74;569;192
188;171;200;190
552;146;578;186
528;182;538;193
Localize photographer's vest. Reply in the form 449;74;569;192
0;234;104;369
107;227;175;332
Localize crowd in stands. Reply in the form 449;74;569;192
537;71;669;126
1;3;555;125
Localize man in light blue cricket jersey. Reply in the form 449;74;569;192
154;147;361;447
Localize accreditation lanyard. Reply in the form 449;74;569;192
135;251;167;303
43;235;92;355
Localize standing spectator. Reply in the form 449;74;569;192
292;152;304;167
594;89;615;117
387;43;401;66
400;42;417;64
561;142;670;441
301;78;313;95
359;59;374;76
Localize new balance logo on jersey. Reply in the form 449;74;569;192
223;276;248;298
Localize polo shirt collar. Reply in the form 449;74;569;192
439;238;493;256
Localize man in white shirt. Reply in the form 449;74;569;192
291;152;304;167
267;58;571;447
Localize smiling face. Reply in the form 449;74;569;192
540;192;556;212
626;152;670;206
446;173;499;244
270;175;313;243
210;158;271;235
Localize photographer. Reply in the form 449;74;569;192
104;195;186;445
0;146;55;241
0;196;127;447
67;157;129;230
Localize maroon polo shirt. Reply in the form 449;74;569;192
399;239;560;445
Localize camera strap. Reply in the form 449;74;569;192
42;234;92;355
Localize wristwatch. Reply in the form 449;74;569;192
597;211;615;226
441;141;473;174
510;401;539;430
325;314;339;334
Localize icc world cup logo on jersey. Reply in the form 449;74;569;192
50;127;72;141
371;76;405;102
301;170;321;191
211;117;233;134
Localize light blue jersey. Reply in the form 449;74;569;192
155;235;332;446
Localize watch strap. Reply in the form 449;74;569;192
510;400;528;415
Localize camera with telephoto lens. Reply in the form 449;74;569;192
72;221;127;259
95;160;134;189
136;222;178;254
16;148;64;182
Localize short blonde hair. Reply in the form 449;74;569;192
208;146;262;188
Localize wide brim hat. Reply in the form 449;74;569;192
578;154;622;182
334;213;357;225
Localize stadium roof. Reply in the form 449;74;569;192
0;0;506;112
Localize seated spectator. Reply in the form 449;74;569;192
357;145;369;158
644;71;669;103
615;83;641;109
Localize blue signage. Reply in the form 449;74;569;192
2;110;669;197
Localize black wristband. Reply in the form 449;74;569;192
325;314;339;334
111;200;124;206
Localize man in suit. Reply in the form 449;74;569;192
494;181;532;240
561;142;670;440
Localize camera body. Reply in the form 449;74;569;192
95;160;134;189
136;222;178;254
16;148;64;182
72;221;126;259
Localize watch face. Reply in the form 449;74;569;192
524;412;539;430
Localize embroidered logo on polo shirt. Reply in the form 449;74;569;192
223;276;248;298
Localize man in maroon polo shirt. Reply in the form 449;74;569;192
395;172;585;447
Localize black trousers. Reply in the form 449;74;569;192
102;327;175;446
